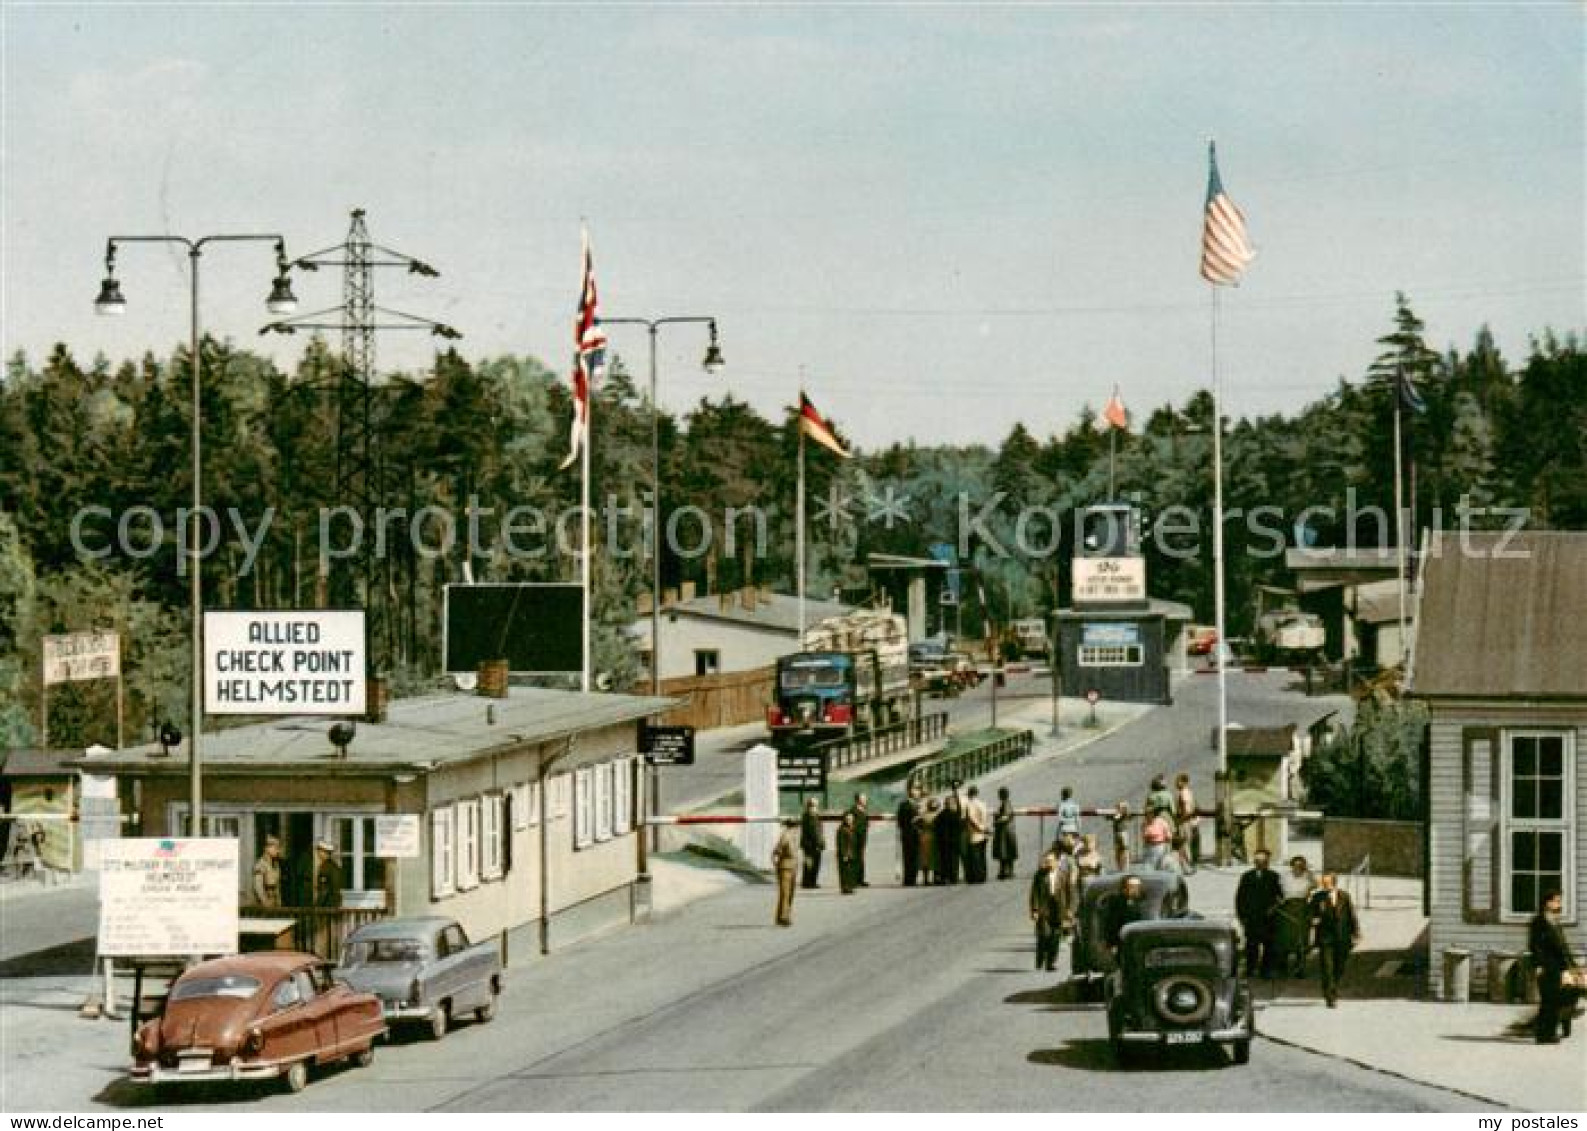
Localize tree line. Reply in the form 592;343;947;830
1;295;1581;750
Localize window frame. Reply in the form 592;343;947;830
1500;728;1576;923
1078;644;1143;667
456;799;481;891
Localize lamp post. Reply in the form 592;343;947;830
95;234;297;833
597;316;723;695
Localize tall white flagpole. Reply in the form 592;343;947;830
1211;287;1230;817
1393;380;1408;665
581;372;592;694
797;422;807;642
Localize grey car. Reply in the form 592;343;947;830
336;917;503;1039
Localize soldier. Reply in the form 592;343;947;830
896;785;922;887
771;819;800;926
251;834;284;907
312;838;343;909
799;797;826;889
849;794;871;887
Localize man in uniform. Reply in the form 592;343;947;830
251;834;284;907
771;819;800;926
799;797;826;889
312;838;343;908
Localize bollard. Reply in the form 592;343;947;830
1442;948;1471;1003
1487;951;1520;1003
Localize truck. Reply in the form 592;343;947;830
1254;608;1325;662
767;609;912;747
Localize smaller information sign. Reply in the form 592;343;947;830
1072;557;1147;604
642;725;696;765
777;749;827;792
374;814;422;858
42;632;120;686
97;838;238;957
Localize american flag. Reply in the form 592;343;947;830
560;226;607;470
1199;142;1255;287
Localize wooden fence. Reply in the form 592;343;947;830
657;666;774;729
242;905;389;963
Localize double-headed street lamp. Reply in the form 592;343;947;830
596;316;724;696
95;234;298;833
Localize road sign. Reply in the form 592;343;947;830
777;749;827;792
642;725;696;765
1086;688;1101;705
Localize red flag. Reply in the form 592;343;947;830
799;391;850;458
1101;388;1129;432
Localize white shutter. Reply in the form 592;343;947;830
528;781;542;827
595;763;614;842
510;784;530;831
573;768;594;849
430;806;455;900
613;757;632;835
482;794;504;881
551;773;571;820
457;799;480;890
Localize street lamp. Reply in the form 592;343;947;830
597;315;723;696
94;233;296;834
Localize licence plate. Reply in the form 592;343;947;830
1165;1031;1204;1045
178;1052;213;1072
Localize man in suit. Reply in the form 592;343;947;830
1309;872;1360;1007
896;785;922;887
1104;875;1148;958
799;798;825;889
1530;888;1579;1043
1235;849;1283;978
849;794;871;887
771;819;800;926
836;812;859;894
1028;852;1064;971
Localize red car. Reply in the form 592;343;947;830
131;951;386;1093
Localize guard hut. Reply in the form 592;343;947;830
1056;504;1173;704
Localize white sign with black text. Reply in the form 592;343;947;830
97;838;238;957
204;610;367;715
42;632;120;685
1072;557;1146;604
374;814;422;858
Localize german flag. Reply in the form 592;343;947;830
799;391;850;459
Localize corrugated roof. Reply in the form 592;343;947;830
1412;532;1587;699
74;686;676;776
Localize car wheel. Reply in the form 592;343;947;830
354;1043;375;1069
1232;1038;1251;1065
429;1003;449;1040
476;988;499;1023
284;1060;309;1094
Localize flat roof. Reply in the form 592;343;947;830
76;686;676;777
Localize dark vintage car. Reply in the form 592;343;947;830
1106;918;1254;1065
130;951;386;1092
335;916;504;1039
1070;870;1191;987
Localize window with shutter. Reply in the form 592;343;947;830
613;757;632;835
595;762;614;842
430;806;456;900
573;768;594;849
482;794;503;881
457;799;481;890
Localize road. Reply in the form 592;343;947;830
46;669;1483;1113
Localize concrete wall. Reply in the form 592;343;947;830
1323;817;1423;878
1425;701;1587;998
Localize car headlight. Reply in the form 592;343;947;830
243;1028;265;1058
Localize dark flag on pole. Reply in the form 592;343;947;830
1396;365;1428;414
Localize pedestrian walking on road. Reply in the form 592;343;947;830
1235;849;1282;978
1529;889;1579;1043
1281;855;1316;900
837;812;860;895
1029;852;1064;971
1141;808;1174;872
772;819;799;926
1056;786;1082;841
1173;773;1200;874
917;798;939;886
800;798;826;889
1108;801;1132;871
850;794;871;887
1308;872;1360;1007
964;784;990;884
992;786;1018;880
936;793;963;884
897;785;922;887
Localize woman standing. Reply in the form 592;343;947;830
992;786;1019;880
1174;772;1200;874
916;798;939;886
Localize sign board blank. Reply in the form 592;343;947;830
443;584;583;675
205;611;366;715
98;838;238;956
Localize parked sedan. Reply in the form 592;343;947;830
130;952;385;1093
336;916;504;1039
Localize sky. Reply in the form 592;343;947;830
2;4;1581;449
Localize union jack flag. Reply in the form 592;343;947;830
561;226;607;470
1199;142;1255;287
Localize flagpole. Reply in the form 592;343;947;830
1393;379;1408;666
797;422;807;642
1211;286;1231;865
1109;427;1118;499
580;367;592;694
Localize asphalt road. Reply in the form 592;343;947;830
57;669;1485;1114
